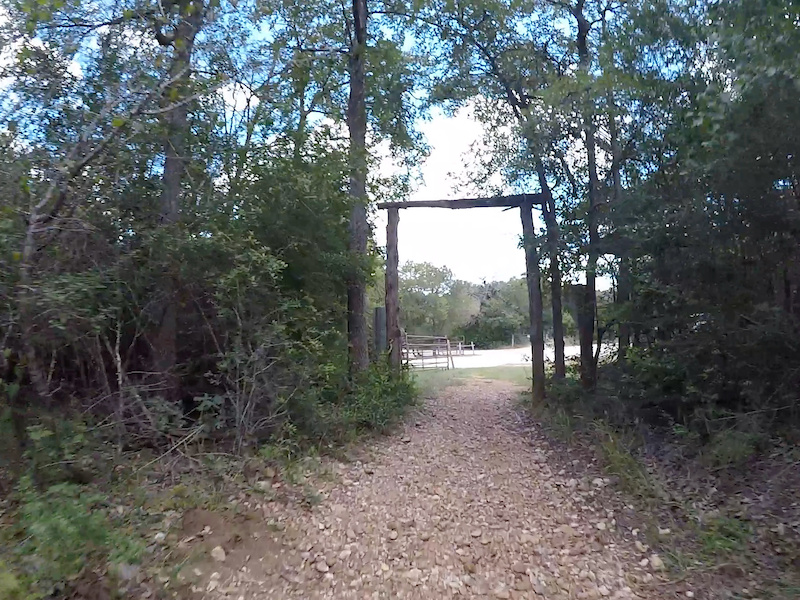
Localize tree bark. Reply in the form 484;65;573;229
535;162;565;379
520;201;546;403
18;222;51;401
607;88;630;362
153;1;203;399
346;0;370;375
617;257;631;360
573;3;599;389
385;208;401;373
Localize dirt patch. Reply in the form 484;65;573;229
64;573;114;600
174;506;288;596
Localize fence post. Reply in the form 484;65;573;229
385;207;401;373
373;307;387;358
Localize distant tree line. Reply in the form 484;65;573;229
395;261;578;347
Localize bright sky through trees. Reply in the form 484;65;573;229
375;106;528;284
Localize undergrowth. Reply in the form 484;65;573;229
6;478;144;599
524;361;799;598
0;361;418;599
697;515;751;559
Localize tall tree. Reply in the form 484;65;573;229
152;0;205;399
347;0;370;374
561;0;600;389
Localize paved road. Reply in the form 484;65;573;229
451;345;583;369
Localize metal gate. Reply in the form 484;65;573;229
402;334;455;370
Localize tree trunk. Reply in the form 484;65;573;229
18;222;51;401
607;88;630;362
520;201;546;403
574;6;599;389
540;185;565;378
153;3;202;399
385;208;402;373
346;0;370;375
523;137;565;379
617;257;631;360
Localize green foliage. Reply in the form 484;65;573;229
21;420;99;486
456;278;533;348
342;365;418;432
287;362;418;446
399;262;479;336
697;516;751;559
6;477;142;599
0;563;22;600
703;429;764;470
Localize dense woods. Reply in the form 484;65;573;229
1;0;799;596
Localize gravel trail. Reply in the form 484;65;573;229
199;379;667;599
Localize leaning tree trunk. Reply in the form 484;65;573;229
346;0;370;375
573;5;599;389
520;201;546;403
152;2;203;399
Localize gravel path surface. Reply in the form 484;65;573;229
197;379;667;599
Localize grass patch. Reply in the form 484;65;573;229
703;429;763;470
414;365;532;396
697;516;751;559
521;371;668;503
463;365;532;386
0;562;23;600
413;369;469;396
592;421;658;499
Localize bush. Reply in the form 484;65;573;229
623;305;800;438
5;477;143;599
342;364;417;433
283;362;417;446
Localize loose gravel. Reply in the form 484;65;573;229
197;379;668;600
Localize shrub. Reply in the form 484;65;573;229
0;563;22;600
6;477;142;599
704;429;763;469
281;362;417;446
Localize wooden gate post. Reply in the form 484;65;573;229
373;306;387;357
519;201;546;402
386;207;402;373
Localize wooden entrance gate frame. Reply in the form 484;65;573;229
378;193;548;401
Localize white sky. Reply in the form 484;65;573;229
374;107;529;284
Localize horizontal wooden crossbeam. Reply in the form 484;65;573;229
376;193;545;210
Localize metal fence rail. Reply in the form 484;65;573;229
402;335;454;370
450;338;476;356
